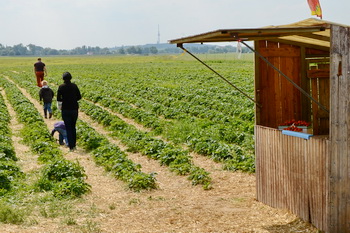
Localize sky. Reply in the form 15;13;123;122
0;0;349;50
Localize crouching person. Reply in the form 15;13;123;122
51;121;68;146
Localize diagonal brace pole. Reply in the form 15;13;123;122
178;44;262;108
240;40;329;114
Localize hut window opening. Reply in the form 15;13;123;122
306;56;330;135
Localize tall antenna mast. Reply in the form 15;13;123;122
157;25;160;44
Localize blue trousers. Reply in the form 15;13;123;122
43;102;52;113
55;127;68;146
62;109;78;150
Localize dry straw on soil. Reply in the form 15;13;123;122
0;80;318;233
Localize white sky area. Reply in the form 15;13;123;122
0;0;349;49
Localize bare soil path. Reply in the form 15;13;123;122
1;80;318;232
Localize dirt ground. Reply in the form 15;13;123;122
0;81;319;233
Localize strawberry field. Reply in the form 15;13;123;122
0;54;318;232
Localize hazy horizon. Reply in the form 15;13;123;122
1;0;349;50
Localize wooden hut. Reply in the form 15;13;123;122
169;18;350;232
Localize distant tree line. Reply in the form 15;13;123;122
114;44;251;54
0;44;112;56
0;43;250;56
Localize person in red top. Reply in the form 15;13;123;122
33;58;47;87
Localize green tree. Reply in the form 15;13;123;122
126;46;137;54
150;46;158;54
13;44;27;55
118;47;126;54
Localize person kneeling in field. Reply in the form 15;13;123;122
51;121;68;146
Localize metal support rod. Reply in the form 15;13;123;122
240;40;329;114
178;44;262;108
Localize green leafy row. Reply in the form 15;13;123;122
80;82;254;140
73;69;255;168
83;83;254;122
7;58;255;173
8;70;213;187
0;77;90;198
6;72;157;192
0;89;24;196
1;77;62;162
79;100;212;189
81;91;255;172
0;90;16;162
76;120;158;191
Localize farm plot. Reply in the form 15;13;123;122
0;55;318;232
45;56;255;172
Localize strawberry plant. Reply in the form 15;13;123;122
6;56;256;176
0;164;24;195
0;86;23;195
1;77;90;198
37;159;90;198
79;100;212;188
76;120;158;191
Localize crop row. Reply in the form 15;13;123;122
6;72;159;192
72;62;254;125
81;84;254;150
0;90;23;196
81;82;254;132
79;100;212;189
66;64;255;170
6;71;213;188
76;120;157;191
7;58;255;173
0;76;90;198
46;59;254;123
80;80;254;121
80;88;254;172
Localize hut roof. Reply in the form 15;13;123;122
169;18;349;51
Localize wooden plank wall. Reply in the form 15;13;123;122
329;25;350;233
307;62;330;135
256;41;302;128
255;125;329;231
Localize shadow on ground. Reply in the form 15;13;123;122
263;219;321;233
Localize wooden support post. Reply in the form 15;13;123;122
329;24;350;233
300;46;312;123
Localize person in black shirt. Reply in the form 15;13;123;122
33;58;47;87
57;72;81;151
39;80;54;119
